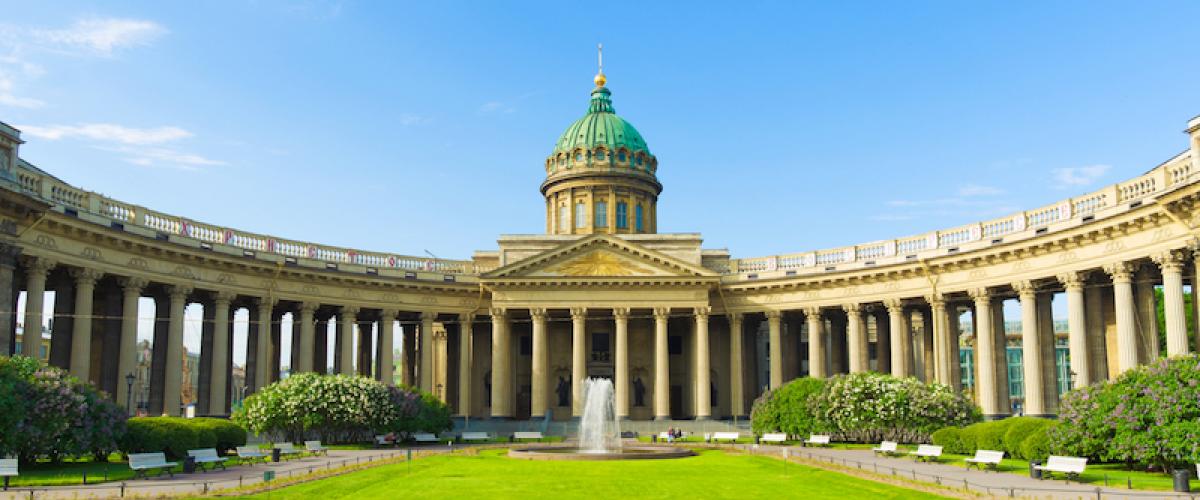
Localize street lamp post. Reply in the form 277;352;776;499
124;373;135;416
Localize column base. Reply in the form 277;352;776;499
726;415;748;421
654;415;671;421
617;415;630;421
982;414;1012;421
694;415;711;421
488;415;514;420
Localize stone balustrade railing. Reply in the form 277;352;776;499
728;150;1195;276
12;161;479;274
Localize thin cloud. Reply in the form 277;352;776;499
19;123;192;144
105;146;227;171
1051;164;1110;189
957;183;1004;196
0;75;44;108
32;18;167;55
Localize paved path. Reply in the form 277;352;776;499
771;445;1198;500
0;447;447;499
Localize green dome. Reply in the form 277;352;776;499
553;86;651;156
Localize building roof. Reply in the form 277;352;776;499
552;84;651;157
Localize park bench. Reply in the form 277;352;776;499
1;459;16;491
128;452;177;479
909;444;942;462
374;435;394;447
964;450;1005;471
802;435;831;447
186;448;228;472
710;432;740;443
1034;455;1088;481
512;431;544;442
274;442;304;460
236;446;268;465
760;433;788;445
872;441;901;457
460;431;491;443
413;433;440;444
305;441;329;456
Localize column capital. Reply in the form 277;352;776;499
968;288;991;303
693;306;711;320
213;290;237;304
1104;261;1135;283
69;267;104;285
924;294;946;310
726;311;743;324
420;310;437;321
168;284;194;300
570;307;588;320
764;309;782;320
458;312;474;324
883;298;905;313
612;307;630;320
652;306;671;319
21;255;57;275
489;307;508;320
1056;271;1089;291
300;301;320;314
1152;249;1188;272
254;295;278;308
803;306;821;318
341;305;361;317
1011;280;1037;299
842;303;862;316
530;308;548;321
118;276;149;295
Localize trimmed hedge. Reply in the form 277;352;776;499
121;417;247;460
932;417;1056;460
1019;424;1053;462
1003;417;1054;460
750;377;826;438
930;427;968;454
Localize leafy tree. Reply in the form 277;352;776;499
750;377;825;438
807;372;979;443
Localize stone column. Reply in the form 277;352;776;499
1013;281;1045;416
116;277;146;414
530;308;548;418
339;307;358;376
208;291;234;415
766;310;782;388
456;312;472;415
727;313;745;417
571;307;588;417
253;297;274;391
1154;250;1189;356
945;304;962;390
164;285;192;416
920;307;934;382
614;307;630;419
0;244;20;356
694;307;711;420
489;308;511;418
20;257;55;357
68;268;102;382
420;311;435;392
1193;251;1200;355
1105;263;1138;373
805;307;825;378
844;304;866;373
653;307;670;420
926;296;948;384
885;299;909;378
379;310;397;384
1059;272;1090;387
970;288;1000;417
873;308;890;374
296;302;316;373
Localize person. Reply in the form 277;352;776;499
666;427;675;443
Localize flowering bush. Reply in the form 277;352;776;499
750;377;825;438
1051;354;1200;471
234;373;450;443
0;355;127;464
807;372;980;443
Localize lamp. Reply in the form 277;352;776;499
124;372;136;415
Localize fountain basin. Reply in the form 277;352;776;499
508;446;694;461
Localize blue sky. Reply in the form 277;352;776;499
2;2;1198;260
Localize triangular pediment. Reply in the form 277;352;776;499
483;234;718;280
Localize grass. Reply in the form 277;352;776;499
5;457;138;487
238;448;951;499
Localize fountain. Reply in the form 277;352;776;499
508;377;692;461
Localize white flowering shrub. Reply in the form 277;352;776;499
807;372;980;443
234;373;395;443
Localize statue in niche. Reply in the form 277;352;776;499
555;376;571;407
632;377;645;407
483;371;491;406
710;380;718;406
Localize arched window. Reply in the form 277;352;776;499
616;202;628;229
636;154;643;166
635;204;644;232
575;152;583;162
595;201;608;228
618;151;626;162
559;204;569;233
575;202;586;229
596;150;606;161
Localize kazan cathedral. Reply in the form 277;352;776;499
0;63;1198;427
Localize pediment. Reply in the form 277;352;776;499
483;234;718;280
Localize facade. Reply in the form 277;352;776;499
0;72;1199;420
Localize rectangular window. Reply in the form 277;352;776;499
959;348;974;391
559;205;568;232
635;205;644;232
616;202;628;229
575;202;586;228
595;201;607;227
1007;347;1023;398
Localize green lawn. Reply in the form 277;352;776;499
238;448;949;499
5;456;137;487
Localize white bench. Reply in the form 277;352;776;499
760;433;787;444
374;435;393;447
964;450;1005;471
305;441;329;456
186;448;228;471
236;446;268;465
128;452;177;479
460;431;490;442
413;433;440;443
872;441;901;456
1034;455;1088;481
0;459;16;490
274;442;304;460
909;444;942;462
512;431;544;442
802;434;830;447
710;432;740;443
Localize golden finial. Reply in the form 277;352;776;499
594;43;606;87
